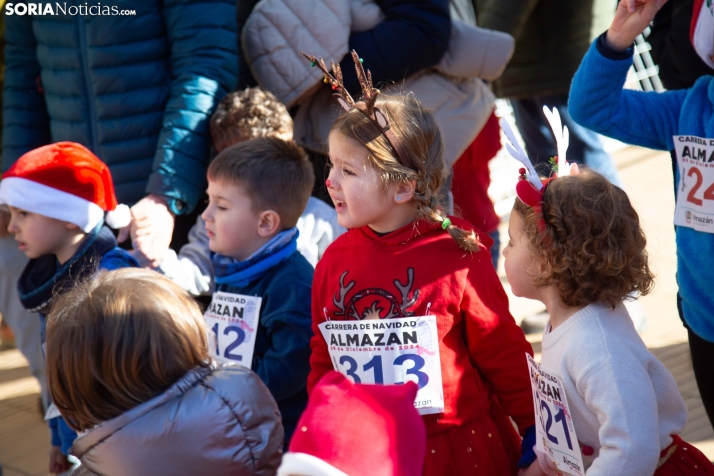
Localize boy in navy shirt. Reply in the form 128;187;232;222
203;137;314;446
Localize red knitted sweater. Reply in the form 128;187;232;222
308;218;535;436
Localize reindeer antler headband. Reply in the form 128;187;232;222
302;50;413;170
500;106;575;208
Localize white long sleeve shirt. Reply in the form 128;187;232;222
539;303;687;475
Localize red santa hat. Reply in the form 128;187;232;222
0;142;131;232
691;0;714;69
277;371;426;476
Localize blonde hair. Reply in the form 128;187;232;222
45;268;210;431
331;94;478;251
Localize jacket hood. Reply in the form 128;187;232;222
72;363;284;476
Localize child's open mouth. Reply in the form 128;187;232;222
334;199;346;212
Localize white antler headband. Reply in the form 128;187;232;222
500;107;573;208
542;106;571;177
499;118;543;191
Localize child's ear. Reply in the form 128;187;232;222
393;179;416;204
257;210;281;237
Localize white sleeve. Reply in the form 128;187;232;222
580;360;661;476
305;197;345;261
156;217;213;296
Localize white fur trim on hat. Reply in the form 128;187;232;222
692;0;714;69
105;203;131;229
277;453;349;476
0;177;104;232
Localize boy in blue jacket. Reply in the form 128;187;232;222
203;137;314;447
568;0;714;429
0;142;138;474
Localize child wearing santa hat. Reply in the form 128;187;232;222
278;371;426;476
0;141;138;474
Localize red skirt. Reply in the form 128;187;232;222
655;435;714;475
423;404;522;476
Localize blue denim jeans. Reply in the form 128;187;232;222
511;94;624;188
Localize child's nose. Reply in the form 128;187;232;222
6;216;17;234
201;207;213;223
326;168;340;189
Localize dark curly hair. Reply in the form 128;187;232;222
512;169;654;308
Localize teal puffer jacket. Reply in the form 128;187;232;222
2;0;237;212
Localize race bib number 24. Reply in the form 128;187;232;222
674;135;714;233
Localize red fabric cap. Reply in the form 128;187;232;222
289;371;426;476
2;142;118;211
515;178;544;207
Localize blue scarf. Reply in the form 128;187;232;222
213;228;299;288
18;224;115;312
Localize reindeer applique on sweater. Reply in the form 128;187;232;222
331;268;420;321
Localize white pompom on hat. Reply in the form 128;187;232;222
0;142;131;232
691;0;714;69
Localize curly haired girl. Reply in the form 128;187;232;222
504;167;714;475
306;51;537;476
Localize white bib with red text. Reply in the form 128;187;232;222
674;135;714;232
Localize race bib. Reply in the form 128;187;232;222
204;291;261;367
527;354;585;476
318;315;444;415
674;135;714;233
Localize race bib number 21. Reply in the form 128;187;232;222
674;135;714;233
527;354;585;476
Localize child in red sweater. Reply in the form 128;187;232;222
305;51;537;476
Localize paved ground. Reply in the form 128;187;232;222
0;145;711;475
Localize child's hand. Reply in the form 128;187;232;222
518;461;548;476
49;446;72;474
607;0;669;51
121;194;175;268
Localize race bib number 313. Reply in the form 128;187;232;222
318;315;444;415
674;135;714;233
527;354;585;476
204;291;261;367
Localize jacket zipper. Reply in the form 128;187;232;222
77;14;100;152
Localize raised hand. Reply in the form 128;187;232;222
607;0;669;51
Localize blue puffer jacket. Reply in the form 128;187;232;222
2;0;237;212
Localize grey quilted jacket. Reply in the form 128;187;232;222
69;363;283;476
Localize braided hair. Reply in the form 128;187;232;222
330;94;479;252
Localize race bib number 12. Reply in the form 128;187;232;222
319;315;444;415
674;135;714;233
204;291;261;367
527;353;585;476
